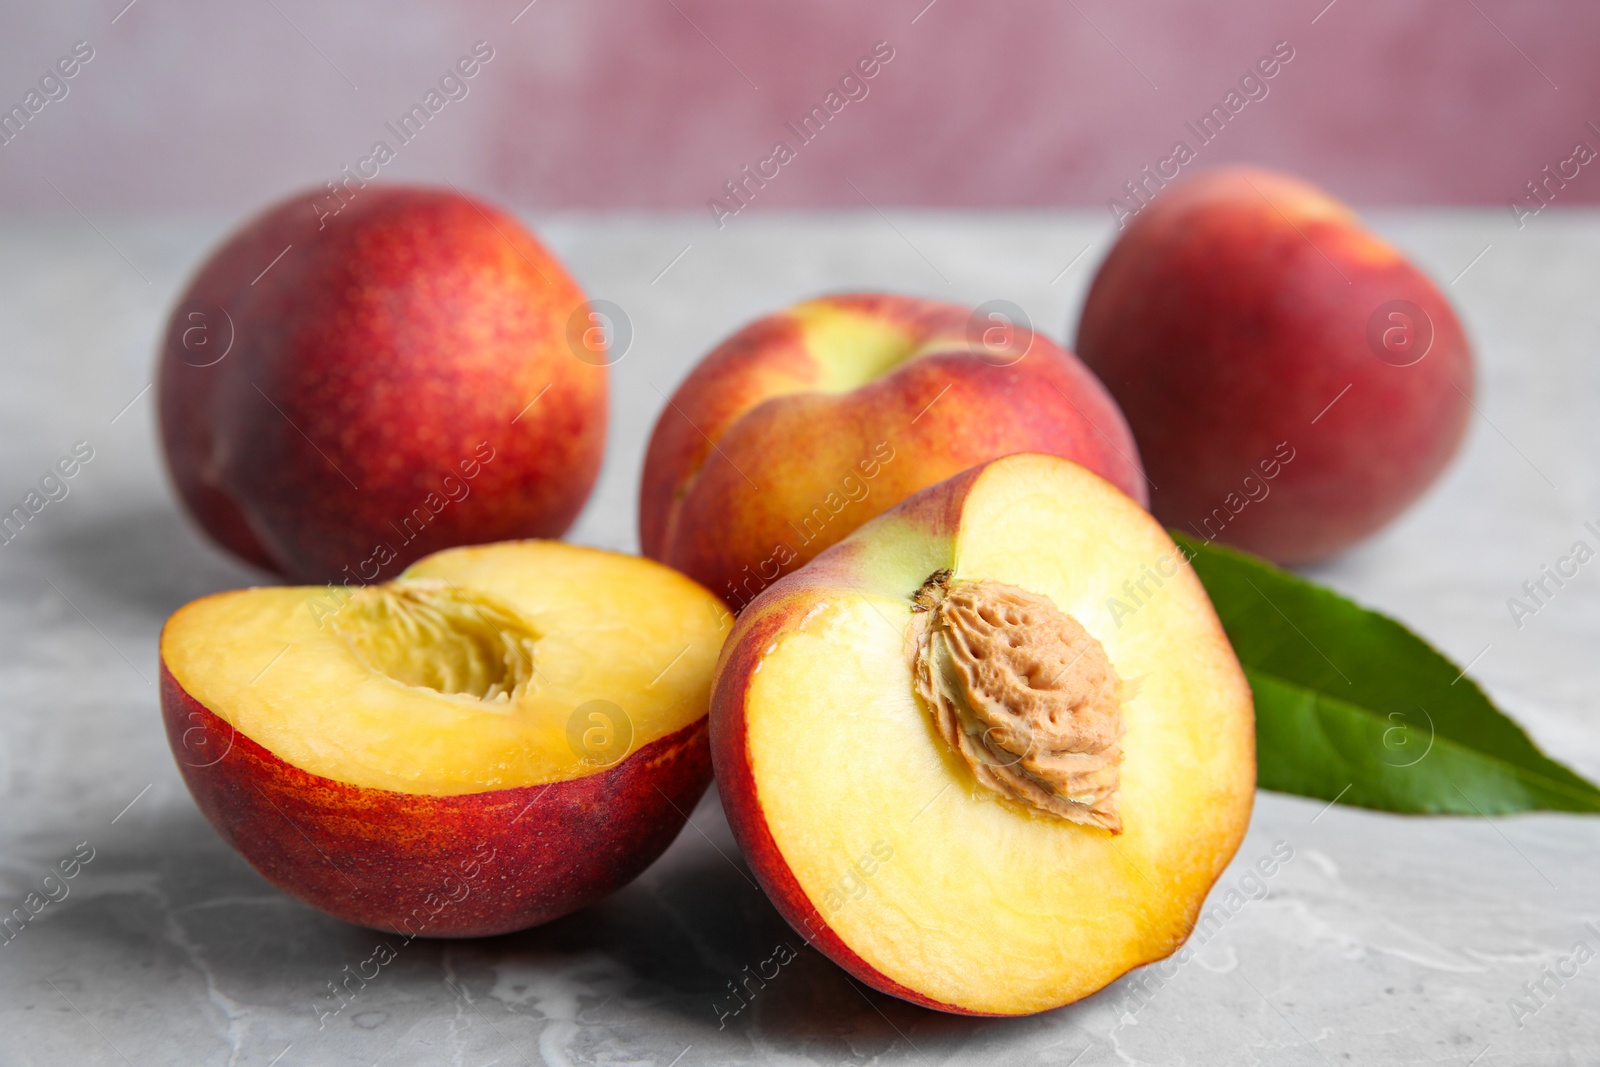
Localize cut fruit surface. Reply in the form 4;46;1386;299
711;454;1255;1015
163;541;728;794
160;539;731;936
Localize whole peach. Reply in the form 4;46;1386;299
1076;167;1473;564
158;184;607;583
641;293;1145;609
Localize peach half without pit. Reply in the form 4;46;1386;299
160;541;730;937
640;293;1146;610
710;454;1255;1015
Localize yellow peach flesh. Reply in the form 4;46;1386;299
741;456;1254;1014
161;541;730;795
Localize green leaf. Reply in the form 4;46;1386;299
1172;531;1600;815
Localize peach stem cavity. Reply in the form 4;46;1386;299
328;579;539;704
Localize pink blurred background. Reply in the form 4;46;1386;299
0;0;1596;216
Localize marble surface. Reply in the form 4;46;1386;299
0;209;1597;1065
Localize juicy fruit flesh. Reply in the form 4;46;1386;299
741;457;1254;1014
162;541;729;795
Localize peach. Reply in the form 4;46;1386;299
160;541;729;936
1076;166;1474;564
710;453;1254;1014
158;184;607;584
640;293;1146;610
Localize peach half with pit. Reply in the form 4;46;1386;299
710;454;1255;1014
160;540;729;937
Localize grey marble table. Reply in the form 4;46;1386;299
0;208;1596;1065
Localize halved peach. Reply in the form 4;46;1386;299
161;540;730;936
711;454;1254;1015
